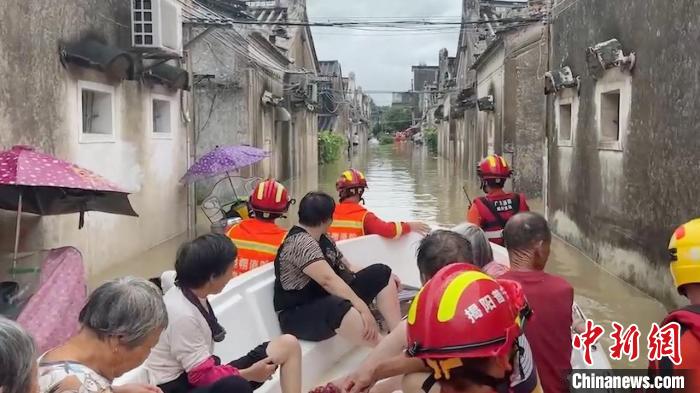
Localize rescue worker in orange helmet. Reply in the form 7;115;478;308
329;168;430;241
467;155;529;246
406;263;540;393
646;219;700;391
226;179;294;276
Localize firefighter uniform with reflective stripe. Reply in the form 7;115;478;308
647;306;700;392
329;201;411;241
467;189;529;246
226;218;287;276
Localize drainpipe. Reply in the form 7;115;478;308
184;27;196;240
543;4;553;219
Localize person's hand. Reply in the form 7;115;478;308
408;222;431;235
241;357;278;383
359;307;380;343
112;384;162;393
342;366;377;393
391;273;401;290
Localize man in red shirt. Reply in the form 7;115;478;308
328;169;430;241
500;212;573;393
467;155;529;246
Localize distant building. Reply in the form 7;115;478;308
412;65;440;91
190;0;320;193
318;60;348;134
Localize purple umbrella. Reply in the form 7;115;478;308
180;145;270;184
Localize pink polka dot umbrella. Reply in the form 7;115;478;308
0;145;138;265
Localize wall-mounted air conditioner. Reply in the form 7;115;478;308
307;82;319;104
544;66;580;95
131;0;183;55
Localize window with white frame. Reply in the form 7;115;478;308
600;90;620;142
79;81;116;141
556;90;578;147
595;69;631;151
152;95;174;135
559;103;572;142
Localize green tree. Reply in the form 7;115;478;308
372;107;412;136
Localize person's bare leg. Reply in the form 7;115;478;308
266;334;302;393
336;307;382;347
403;373;440;393
370;376;403;393
376;282;401;331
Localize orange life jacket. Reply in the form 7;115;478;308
226;218;286;276
647;305;700;392
328;201;368;241
473;193;525;246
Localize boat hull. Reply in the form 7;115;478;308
114;232;610;391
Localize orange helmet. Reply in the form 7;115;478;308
406;263;528;363
249;179;293;216
336;169;368;200
477;154;513;180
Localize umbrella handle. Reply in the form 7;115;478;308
226;172;239;200
12;191;23;276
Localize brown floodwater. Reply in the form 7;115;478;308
302;143;666;369
96;142;667;369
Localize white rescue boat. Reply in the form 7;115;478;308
115;232;611;393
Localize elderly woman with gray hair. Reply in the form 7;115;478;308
0;317;38;393
38;277;168;393
451;222;509;277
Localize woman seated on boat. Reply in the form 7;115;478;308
144;234;302;393
273;191;401;346
342;230;541;393
1;316;38;393
451;223;509;277
38;277;168;393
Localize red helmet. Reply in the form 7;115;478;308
249;179;292;215
336;169;368;201
477;154;513;179
336;169;368;191
406;263;527;362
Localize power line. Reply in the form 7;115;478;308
227;17;542;28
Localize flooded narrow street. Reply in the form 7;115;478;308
98;142;667;369
298;143;666;369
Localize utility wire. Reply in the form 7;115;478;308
226;16;542;28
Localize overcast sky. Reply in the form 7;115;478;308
307;0;463;106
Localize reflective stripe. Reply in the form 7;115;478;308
393;222;403;239
232;239;279;255
426;358;463;380
256;183;265;200
332;219;364;229
487;155;497;168
484;229;503;239
437;271;493;322
275;184;284;203
407;286;426;325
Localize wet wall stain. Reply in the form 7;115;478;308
547;0;700;307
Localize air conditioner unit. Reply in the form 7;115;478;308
544;66;580;95
477;95;495;112
131;0;183;55
585;38;636;79
307;82;319;104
